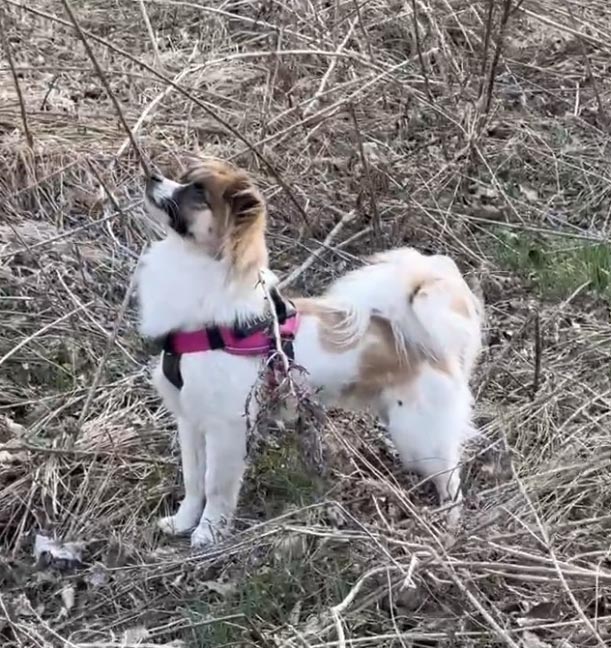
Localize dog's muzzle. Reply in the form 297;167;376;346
145;174;164;206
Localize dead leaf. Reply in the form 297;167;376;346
325;503;347;528
13;593;36;617
34;534;84;570
0;415;25;440
481;186;499;199
122;626;149;644
519;184;539;203
202;580;236;597
0;449;28;464
520;630;552;648
525;600;560;619
362;142;382;165
57;584;76;620
288;599;302;625
0;220;61;247
86;565;108;588
469;204;504;220
61;584;75;612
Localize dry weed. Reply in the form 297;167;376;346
1;0;611;646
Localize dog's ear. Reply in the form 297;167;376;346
222;171;267;279
223;173;263;222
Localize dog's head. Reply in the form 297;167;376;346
144;158;268;277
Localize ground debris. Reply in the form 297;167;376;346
2;0;611;646
33;534;84;570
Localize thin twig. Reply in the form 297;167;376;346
519;6;611;53
39;73;59;111
476;311;535;398
564;0;609;128
0;443;175;466
0;304;88;368
87;160;141;260
509;455;608;647
331;608;346;648
279;210;355;289
531;310;541;400
483;0;513;115
11;0;309;230
329;566;403;648
137;0;160;66
0;4;33;146
509;0;527;17
258;271;291;376
410;0;432;102
77;261;140;426
112;67;192;162
442;569;522;648
304;18;357;116
59;0;150;175
0;201;140;259
478;0;495;101
349;104;381;241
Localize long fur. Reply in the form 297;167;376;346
137;158;483;547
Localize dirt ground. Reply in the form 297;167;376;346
1;1;611;646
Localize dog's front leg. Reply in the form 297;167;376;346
190;417;246;548
158;416;206;535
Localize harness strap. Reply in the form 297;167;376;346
206;325;225;350
162;338;184;390
270;285;292;324
159;292;298;391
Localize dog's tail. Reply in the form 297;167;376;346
326;247;482;363
407;274;481;362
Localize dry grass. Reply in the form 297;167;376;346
2;0;611;646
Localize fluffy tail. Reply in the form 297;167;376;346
326;247;482;363
408;275;481;361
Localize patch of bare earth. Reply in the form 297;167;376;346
1;1;611;646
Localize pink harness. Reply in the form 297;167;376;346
160;291;300;390
166;315;300;356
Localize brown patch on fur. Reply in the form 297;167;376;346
294;296;455;404
293;297;360;352
411;276;474;321
347;317;453;403
180;158;267;279
343;317;423;402
408;277;441;302
450;295;471;318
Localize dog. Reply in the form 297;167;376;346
137;157;483;547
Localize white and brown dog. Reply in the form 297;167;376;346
137;158;483;547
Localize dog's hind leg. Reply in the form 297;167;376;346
158;417;206;535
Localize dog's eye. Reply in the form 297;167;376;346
190;182;209;204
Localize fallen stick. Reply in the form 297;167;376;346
279;209;355;289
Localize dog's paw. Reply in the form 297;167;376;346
157;514;196;536
190;524;216;548
190;518;230;549
157;498;203;536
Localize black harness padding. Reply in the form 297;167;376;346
270;285;291;323
267;285;297;363
206;325;225;350
280;337;295;363
161;336;183;390
159;286;296;391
